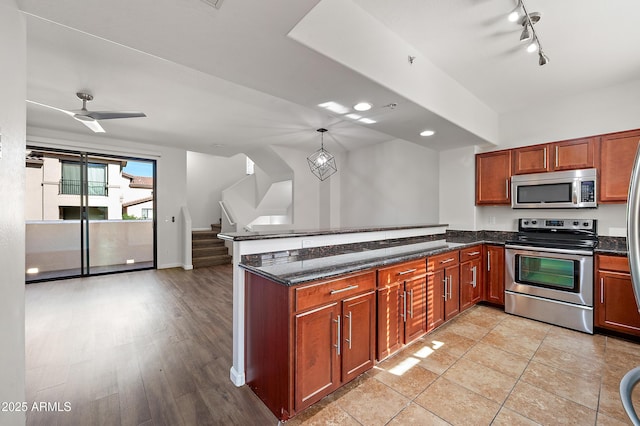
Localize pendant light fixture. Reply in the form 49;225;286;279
511;0;549;66
307;128;337;181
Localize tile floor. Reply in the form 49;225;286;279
286;305;640;425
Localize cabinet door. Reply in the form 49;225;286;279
376;283;403;361
405;275;427;343
484;245;505;306
513;144;550;175
551;138;596;171
596;271;640;336
460;258;482;312
294;303;340;411
599;130;640;203
427;270;446;332
476;150;511;205
342;292;375;382
444;265;460;321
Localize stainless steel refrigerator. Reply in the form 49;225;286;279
621;142;640;425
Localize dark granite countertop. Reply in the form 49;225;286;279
595;236;627;255
218;223;448;241
241;239;484;286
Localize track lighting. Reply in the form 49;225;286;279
510;0;548;66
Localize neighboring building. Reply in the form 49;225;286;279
25;151;153;221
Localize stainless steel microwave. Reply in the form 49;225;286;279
511;168;597;209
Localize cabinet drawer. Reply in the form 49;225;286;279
460;246;482;262
377;259;426;287
295;270;376;312
598;255;630;273
428;251;460;270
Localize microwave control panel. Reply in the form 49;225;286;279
581;181;595;202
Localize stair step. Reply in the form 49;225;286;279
192;246;228;258
192;238;225;248
211;223;222;231
192;230;219;240
193;254;232;268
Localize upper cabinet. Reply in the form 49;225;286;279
512;137;597;175
476;150;511;205
599;129;640;203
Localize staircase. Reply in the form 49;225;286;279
192;224;232;268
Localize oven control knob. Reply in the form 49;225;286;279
583;222;589;227
573;221;579;226
523;221;529;225
531;220;537;225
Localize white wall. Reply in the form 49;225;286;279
186;151;246;229
27;128;188;269
341;139;439;227
0;1;26;424
439;79;640;235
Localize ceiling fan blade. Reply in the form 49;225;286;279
73;116;105;133
85;111;147;120
26;100;75;117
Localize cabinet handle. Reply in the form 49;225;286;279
555;146;559;168
467;251;481;256
600;277;604;304
443;277;448;299
400;291;406;320
440;258;455;264
330;284;358;295
409;289;414;318
487;252;491;271
543;147;547;168
449;275;453;300
398;268;417;276
334;315;341;356
472;266;477;288
345;311;352;350
505;179;509;198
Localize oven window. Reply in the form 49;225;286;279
516;255;579;292
517;183;572;204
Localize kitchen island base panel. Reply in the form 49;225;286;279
505;291;594;334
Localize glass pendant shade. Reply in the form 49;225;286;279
307;128;337;181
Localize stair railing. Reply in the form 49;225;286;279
219;200;237;233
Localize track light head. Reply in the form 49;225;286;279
538;51;550;66
519;26;531;42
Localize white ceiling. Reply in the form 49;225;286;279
18;0;640;156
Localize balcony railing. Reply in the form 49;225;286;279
59;179;108;196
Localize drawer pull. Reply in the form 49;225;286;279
330;284;359;295
398;268;417;275
440;258;455;264
466;251;481;256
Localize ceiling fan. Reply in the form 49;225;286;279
27;92;146;133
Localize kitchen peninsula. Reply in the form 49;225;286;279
219;224;509;420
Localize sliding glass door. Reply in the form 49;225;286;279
25;147;156;282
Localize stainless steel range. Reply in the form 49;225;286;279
505;218;598;334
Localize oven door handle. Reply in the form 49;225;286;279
504;244;594;256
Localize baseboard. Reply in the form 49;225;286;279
158;262;183;269
229;366;245;387
182;264;193;270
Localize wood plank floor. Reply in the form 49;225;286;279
25;265;278;426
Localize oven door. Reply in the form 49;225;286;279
505;245;593;306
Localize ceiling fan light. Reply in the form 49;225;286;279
538;51;550;66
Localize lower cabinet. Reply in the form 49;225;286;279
245;269;376;421
596;254;640;336
427;251;460;332
484;244;505;306
376;259;427;361
460;246;483;312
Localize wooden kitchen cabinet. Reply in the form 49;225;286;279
596;254;640;336
376;259;426;361
245;269;376;420
476;150;511;205
460;246;483;312
599;129;640;203
512;138;596;175
483;244;505;306
427;251;460;331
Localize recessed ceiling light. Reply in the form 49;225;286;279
420;130;436;137
318;101;350;114
359;118;376;124
345;113;362;120
353;102;372;112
